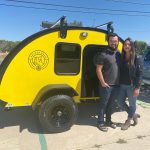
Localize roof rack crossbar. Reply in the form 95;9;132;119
95;21;114;33
50;16;66;28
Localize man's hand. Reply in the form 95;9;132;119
133;88;140;97
101;82;110;88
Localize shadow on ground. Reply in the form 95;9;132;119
0;103;105;134
76;103;98;126
76;101;122;126
138;84;150;103
0;102;119;134
0;106;42;133
0;104;100;134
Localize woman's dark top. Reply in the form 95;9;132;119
120;59;131;85
119;55;143;88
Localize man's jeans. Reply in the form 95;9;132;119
98;85;119;124
117;84;137;119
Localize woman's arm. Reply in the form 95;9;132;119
133;56;143;96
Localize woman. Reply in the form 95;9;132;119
118;38;143;130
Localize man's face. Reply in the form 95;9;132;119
108;36;119;50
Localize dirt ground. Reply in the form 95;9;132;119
0;101;150;150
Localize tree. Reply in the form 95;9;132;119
69;21;83;27
0;40;20;52
134;41;148;55
41;20;83;29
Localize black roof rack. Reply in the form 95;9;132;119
41;16;67;29
95;21;114;33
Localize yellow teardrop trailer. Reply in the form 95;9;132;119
0;16;123;133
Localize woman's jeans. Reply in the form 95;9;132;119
117;84;137;119
98;85;119;124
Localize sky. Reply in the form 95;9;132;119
1;0;150;44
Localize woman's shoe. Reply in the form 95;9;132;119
121;119;131;130
133;113;140;126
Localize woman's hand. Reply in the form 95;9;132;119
133;88;140;96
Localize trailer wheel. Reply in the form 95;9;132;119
39;95;78;133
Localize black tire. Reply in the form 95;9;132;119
39;95;78;133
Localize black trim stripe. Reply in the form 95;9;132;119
0;26;123;84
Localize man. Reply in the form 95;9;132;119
96;33;121;132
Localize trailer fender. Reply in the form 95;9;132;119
32;84;78;110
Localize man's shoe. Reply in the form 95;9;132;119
106;121;116;129
98;124;108;132
121;119;131;130
133;113;140;126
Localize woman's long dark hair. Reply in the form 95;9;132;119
122;37;135;68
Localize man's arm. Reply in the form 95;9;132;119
96;64;110;87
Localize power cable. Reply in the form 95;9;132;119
105;0;150;6
4;0;150;14
1;2;150;17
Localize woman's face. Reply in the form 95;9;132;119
123;40;131;52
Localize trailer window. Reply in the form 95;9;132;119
55;43;81;75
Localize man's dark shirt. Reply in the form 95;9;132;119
96;47;121;85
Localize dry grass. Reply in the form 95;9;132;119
0;52;8;58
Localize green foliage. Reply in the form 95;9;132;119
69;20;83;27
41;20;83;29
0;40;20;52
134;41;148;55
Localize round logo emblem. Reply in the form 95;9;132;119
28;50;49;71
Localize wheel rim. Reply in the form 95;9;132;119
49;105;71;128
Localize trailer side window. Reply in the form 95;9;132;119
55;43;81;75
